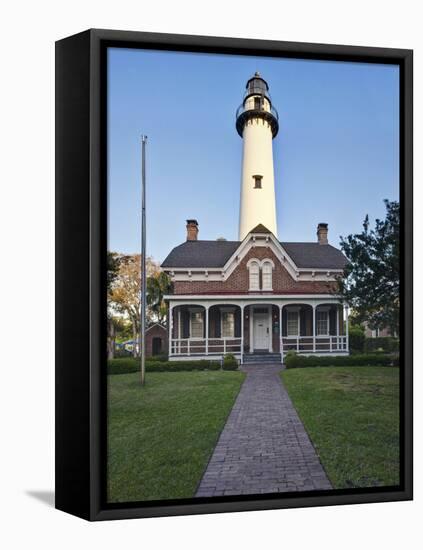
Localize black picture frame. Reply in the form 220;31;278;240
55;28;413;521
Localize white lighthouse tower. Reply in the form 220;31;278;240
236;72;279;240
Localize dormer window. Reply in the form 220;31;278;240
253;175;262;189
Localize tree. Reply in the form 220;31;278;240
147;271;172;324
107;252;122;359
337;200;399;334
109;255;141;357
108;254;162;357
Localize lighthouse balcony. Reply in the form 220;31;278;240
236;103;279;137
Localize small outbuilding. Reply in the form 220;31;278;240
145;323;168;357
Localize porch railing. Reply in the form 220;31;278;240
170;338;242;357
281;335;348;354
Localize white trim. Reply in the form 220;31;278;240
166;296;345;302
163;232;344;282
145;323;166;332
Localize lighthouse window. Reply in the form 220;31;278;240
254;97;261;110
253;175;262;189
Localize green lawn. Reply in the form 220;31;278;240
107;370;245;503
282;366;400;489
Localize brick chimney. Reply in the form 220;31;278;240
186;219;199;241
317;223;328;245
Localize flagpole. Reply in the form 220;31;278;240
140;135;147;385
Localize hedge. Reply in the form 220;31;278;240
284;352;398;369
107;357;222;375
364;337;399;354
222;354;239;371
348;326;365;353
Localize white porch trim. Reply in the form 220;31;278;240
168;297;349;362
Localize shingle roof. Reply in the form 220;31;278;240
161;240;240;268
281;242;347;269
161;239;347;270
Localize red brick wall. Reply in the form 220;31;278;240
173;247;336;295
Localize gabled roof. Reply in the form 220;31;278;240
161;239;347;270
250;223;272;234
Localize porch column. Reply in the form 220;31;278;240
345;304;349;352
240;305;244;364
178;309;181;354
336;305;340;350
205;305;209;356
168;304;173;357
279;305;283;363
312;304;316;352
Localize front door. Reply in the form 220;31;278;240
253;312;269;351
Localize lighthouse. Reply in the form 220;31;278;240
236;72;279;240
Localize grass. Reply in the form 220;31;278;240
281;366;400;489
107;370;245;503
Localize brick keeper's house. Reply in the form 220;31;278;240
161;73;349;365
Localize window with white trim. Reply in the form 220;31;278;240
249;261;260;291
316;310;329;336
190;311;204;338
262;261;273;290
287;311;299;336
221;311;235;338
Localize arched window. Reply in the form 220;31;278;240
262;261;273;290
248;261;260;291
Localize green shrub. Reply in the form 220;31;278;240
284;352;396;369
107;357;221;375
348;325;365;353
147;354;169;362
283;350;302;368
364;337;399;354
222;353;239;371
108;358;139;374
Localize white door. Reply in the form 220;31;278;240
253;312;269;350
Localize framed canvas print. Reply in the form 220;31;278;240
55;29;413;521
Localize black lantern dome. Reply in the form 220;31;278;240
245;72;271;102
236;72;279;138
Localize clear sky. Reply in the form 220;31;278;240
108;47;399;262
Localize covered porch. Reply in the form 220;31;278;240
166;297;349;363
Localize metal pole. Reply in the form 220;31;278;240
140;135;147;385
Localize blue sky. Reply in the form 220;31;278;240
108;48;399;262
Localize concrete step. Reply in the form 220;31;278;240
243;353;282;364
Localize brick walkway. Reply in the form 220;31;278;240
195;364;332;497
